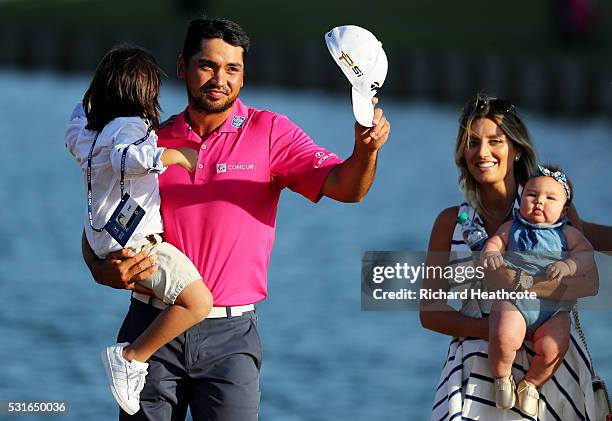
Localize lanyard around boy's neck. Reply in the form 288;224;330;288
86;125;153;232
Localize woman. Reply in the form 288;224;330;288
420;94;611;420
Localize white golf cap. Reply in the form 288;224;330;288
325;25;388;127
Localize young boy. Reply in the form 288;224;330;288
65;45;213;415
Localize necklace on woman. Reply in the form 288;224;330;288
486;185;518;218
485;200;514;219
480;198;515;232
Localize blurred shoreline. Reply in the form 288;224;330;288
1;21;611;119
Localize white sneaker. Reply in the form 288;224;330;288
101;343;148;415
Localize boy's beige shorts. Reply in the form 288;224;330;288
128;234;201;304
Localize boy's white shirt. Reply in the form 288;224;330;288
65;103;167;258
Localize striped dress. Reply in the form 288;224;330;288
430;202;599;421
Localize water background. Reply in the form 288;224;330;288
0;70;611;420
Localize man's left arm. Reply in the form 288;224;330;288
322;104;390;202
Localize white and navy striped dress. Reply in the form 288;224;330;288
430;202;599;421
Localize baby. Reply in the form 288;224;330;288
482;165;594;417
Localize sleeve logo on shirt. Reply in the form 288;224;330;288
231;116;246;128
314;152;336;169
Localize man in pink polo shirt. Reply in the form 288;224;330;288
83;18;390;420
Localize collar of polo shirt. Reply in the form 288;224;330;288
171;98;249;140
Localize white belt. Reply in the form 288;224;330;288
132;292;255;318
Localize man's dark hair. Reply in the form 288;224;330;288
182;18;250;65
83;45;161;132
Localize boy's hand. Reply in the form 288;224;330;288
546;261;571;282
482;251;505;270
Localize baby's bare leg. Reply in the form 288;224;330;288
489;300;527;377
525;311;570;387
123;280;213;363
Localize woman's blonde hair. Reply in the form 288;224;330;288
454;94;538;216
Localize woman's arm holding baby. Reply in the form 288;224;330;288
420;207;490;340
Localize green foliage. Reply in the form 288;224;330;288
1;0;610;61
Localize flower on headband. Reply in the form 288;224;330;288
532;165;571;199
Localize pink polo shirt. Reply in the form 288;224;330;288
156;99;342;305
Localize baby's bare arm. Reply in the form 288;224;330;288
493;221;511;250
482;221;511;270
483;234;505;253
562;225;595;276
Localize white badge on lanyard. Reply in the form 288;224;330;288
87;125;151;247
104;193;146;246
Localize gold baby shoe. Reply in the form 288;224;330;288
494;375;516;409
516;378;539;417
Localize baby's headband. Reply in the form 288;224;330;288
531;165;571;200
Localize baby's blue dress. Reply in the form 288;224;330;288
505;211;575;335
